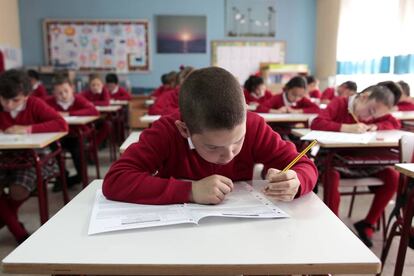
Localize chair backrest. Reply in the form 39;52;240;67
399;135;414;163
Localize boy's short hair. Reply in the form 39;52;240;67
105;73;119;84
340;81;357;92
377;81;402;105
27;69;40;80
165;71;177;85
0;69;32;99
89;73;102;83
244;75;264;92
179;67;246;134
305;75;316;85
398;80;410;97
284;76;307;91
362;85;396;108
52;74;72;87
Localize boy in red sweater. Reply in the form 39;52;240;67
81;74;110;106
306;75;321;99
243;75;273;109
105;73;132;101
47;75;99;186
320;81;357;104
28;69;48;100
151;71;177;98
0;70;68;243
256;76;320;114
103;67;318;205
311;83;401;247
396;81;414;111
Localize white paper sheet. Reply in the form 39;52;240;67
301;130;376;144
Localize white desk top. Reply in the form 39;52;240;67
395;163;414;178
110;100;129;106
2;180;380;275
119;131;141;153
0;132;67;150
291;128;414;148
140;114;161;123
258;113;317;123
64;116;100;125
392;111;414;121
96;105;122;112
144;99;155;106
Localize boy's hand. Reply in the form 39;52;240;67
287;107;303;114
190;175;234;205
366;124;378;131
270;106;288;114
59;112;69;117
264;168;300;201
5;125;30;134
340;123;369;133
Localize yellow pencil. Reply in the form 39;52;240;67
349;109;360;123
282;139;318;172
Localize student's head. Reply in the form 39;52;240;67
177;66;194;86
27;69;40;87
305;75;318;90
377;81;402;105
160;74;168;85
354;85;397;121
165;71;177;87
398;80;410;100
105;73;119;92
52;74;75;103
337;81;357;97
244;75;266;98
0;69;31;112
89;74;104;94
283;76;307;103
176;67;246;165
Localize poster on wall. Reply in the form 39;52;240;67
44;19;150;73
0;45;23;70
156;15;207;53
225;0;277;37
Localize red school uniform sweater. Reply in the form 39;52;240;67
31;83;48;100
256;93;320;114
109;86;132;101
321;87;336;101
148;87;180;115
151;85;174;98
46;95;99;116
243;89;273;105
102;111;318;204
309;89;322;99
81;88;110;106
311;96;401;131
0;96;68;133
397;100;414;111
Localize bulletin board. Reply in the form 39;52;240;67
211;40;285;83
43;19;150;73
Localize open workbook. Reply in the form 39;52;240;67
88;181;289;235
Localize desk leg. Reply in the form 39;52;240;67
56;142;69;204
31;150;48;224
394;189;414;276
323;151;334;211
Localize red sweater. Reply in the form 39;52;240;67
0;96;68;133
243;89;273;105
31;83;48;100
151;85;174;98
256;93;320;114
81;88;110;106
109;86;132;101
321;87;336;101
311;97;401;131
46;95;99;116
397;100;414;111
148;88;180;115
309;89;322;99
102;111;318;204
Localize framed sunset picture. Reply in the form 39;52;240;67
156;15;207;54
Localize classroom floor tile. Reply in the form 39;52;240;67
1;153;414;276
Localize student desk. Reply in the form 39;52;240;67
119;131;141;154
144;99;154;107
97;105;123;161
392;111;414;121
65;116;100;187
291;129;414;211
0;132;68;224
395;163;414;178
110;100;129;106
140;114;160;124
2;179;380;275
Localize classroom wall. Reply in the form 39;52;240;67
18;0;316;88
315;0;339;90
0;0;21;48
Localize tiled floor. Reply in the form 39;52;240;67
0;147;413;276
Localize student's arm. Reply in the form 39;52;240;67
31;99;68;133
116;87;132;100
373;114;401;130
102;119;192;204
310;99;343;131
251;114;318;197
69;96;100;116
256;96;276;113
93;89;110;106
296;97;320;114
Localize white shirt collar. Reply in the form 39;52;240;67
57;98;75;111
32;82;40;90
10;102;27;119
111;86;119;95
282;92;296;107
187;137;195;150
